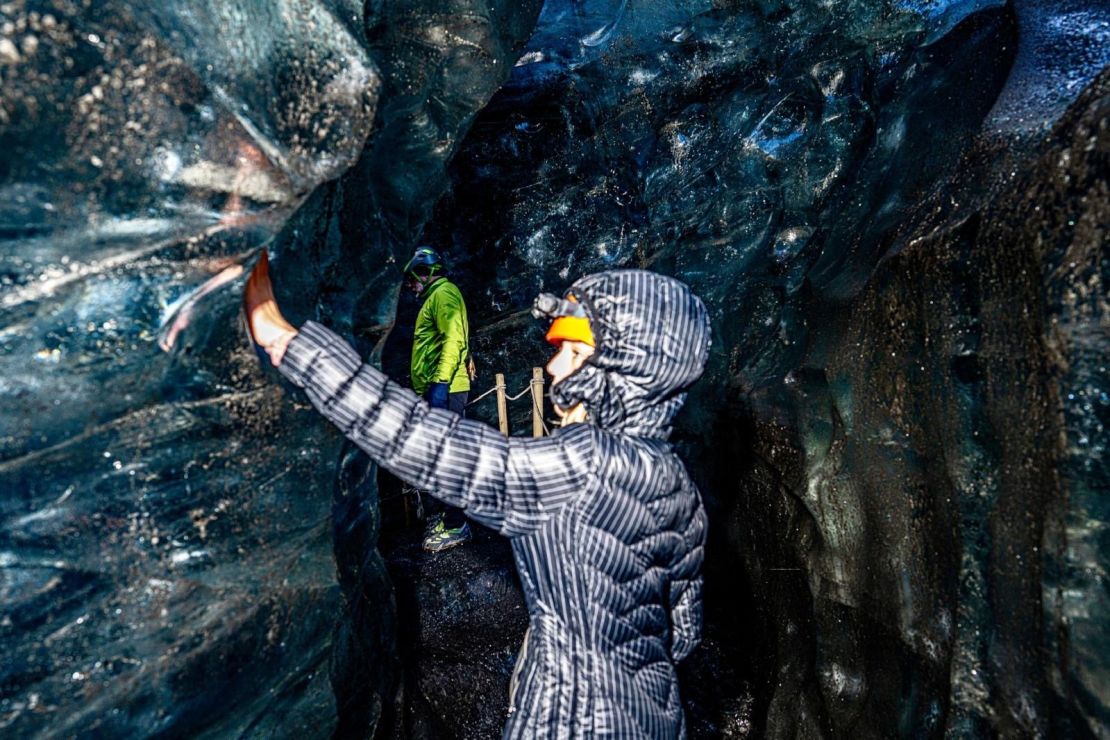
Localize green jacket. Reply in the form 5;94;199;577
411;277;470;395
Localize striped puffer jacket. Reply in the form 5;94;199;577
278;269;711;738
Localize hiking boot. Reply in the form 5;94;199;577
422;512;444;536
423;520;471;553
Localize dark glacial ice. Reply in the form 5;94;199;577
2;0;1108;736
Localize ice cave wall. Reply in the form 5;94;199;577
0;0;541;736
1;0;1108;737
416;1;1109;735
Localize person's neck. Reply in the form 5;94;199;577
420;275;445;295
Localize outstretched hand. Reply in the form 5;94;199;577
244;249;297;366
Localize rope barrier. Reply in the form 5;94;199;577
468;378;541;405
531;384;551;436
467;384;501;406
466;370;552;437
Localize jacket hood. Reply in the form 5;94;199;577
549;270;711;439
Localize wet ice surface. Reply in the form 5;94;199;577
1;0;543;735
986;0;1110;133
2;0;1109;736
1;0;380;735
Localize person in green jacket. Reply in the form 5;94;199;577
403;246;473;551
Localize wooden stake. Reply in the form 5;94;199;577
531;367;544;438
495;372;509;436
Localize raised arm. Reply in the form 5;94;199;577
279;321;597;537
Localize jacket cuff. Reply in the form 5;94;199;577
278;320;362;389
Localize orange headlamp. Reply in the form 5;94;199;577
534;292;596;347
545;315;595;347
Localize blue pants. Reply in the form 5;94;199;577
422;389;468;529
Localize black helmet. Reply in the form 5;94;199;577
403;246;443;276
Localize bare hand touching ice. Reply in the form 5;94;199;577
243;250;297;366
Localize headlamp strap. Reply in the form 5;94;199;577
532;292;588;320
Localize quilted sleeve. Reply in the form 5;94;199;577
280;321;597;537
668;494;707;662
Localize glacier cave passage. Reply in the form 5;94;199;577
1;0;1109;737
